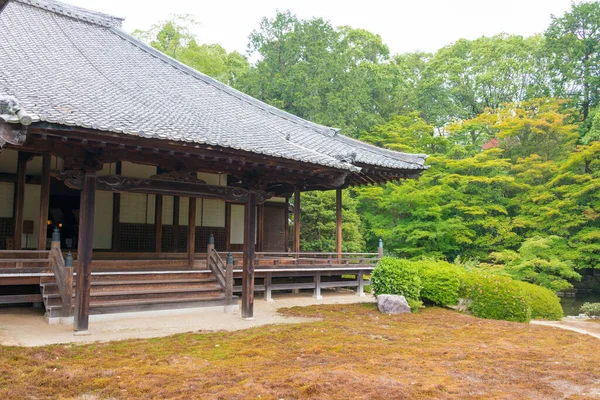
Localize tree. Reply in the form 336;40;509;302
133;16;249;86
545;1;600;120
491;236;580;291
416;35;550;126
449;98;579;161
359;112;448;154
237;11;408;137
298;190;364;252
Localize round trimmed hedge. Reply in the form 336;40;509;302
371;257;421;300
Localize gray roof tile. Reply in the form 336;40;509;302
0;0;427;173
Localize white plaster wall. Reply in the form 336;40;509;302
202;199;225;227
120;193;149;224
121;162;156;178
26;156;42;176
21;184;41;248
198;172;226;186
93;191;113;249
230;204;244;244
0;182;14;218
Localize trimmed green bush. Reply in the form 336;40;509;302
464;273;531;323
516;281;563;320
416;260;461;306
580;302;600;317
372;257;421;301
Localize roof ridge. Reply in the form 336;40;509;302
108;27;341;138
14;0;124;28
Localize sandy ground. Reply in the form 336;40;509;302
532;319;600;340
0;290;375;347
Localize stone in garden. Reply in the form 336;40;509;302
377;294;411;314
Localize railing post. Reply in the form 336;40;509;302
206;233;214;270
62;251;74;318
378;239;384;258
313;271;322;300
356;270;365;297
225;252;234;314
264;271;273;302
51;227;60;251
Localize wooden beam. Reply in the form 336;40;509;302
173;196;180;252
293;188;300;253
336;188;342;255
187;197;196;268
154;195;163;253
242;191;257;318
37;153;51;250
13;152;27;249
74;172;96;332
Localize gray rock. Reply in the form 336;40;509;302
377;294;411;314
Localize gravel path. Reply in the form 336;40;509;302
0;291;375;347
531;319;600;340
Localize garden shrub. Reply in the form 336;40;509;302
416;260;461;306
407;298;424;312
372;257;421;301
516;281;563;320
580;302;600;317
464;273;531;323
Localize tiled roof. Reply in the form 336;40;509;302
0;0;428;174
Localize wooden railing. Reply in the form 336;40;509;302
207;235;234;311
49;228;73;318
224;252;380;270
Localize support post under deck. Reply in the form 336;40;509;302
74;172;96;332
242;191;257;318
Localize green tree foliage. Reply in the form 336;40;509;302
491;236;581;291
545;1;600;120
416;35;550;126
133;16;249;86
237;11;408;136
297;190;364;253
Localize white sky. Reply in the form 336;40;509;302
65;0;574;56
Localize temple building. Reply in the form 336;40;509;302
0;0;427;331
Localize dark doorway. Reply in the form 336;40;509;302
47;180;80;250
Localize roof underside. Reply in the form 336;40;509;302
0;0;428;181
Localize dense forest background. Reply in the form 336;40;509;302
134;2;600;291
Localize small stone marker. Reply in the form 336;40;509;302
377;294;411;314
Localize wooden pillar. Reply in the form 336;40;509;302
74;172;96;332
37;154;51;250
225;202;231;251
187;197;196;268
13;152;27;249
335;188;342;256
257;204;264;252
111;161;121;251
356;270;365;297
264;271;273;302
284;196;290;252
154;195;163;253
293;188;300;253
242;191;257;318
173;196;180;252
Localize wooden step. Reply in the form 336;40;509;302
0;294;43;304
44;285;223;303
40;279;219;295
45;294;233;318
